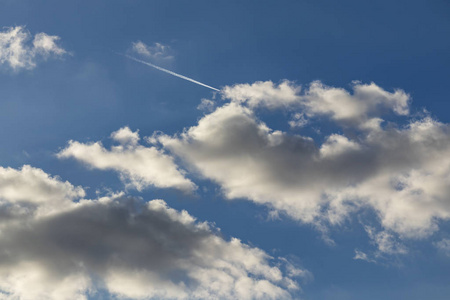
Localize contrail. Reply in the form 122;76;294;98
120;53;220;91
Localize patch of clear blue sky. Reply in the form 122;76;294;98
0;0;449;298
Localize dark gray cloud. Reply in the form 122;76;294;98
0;166;304;299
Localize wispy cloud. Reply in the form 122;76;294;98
0;26;68;71
131;40;174;61
365;226;408;256
197;98;216;112
434;238;450;256
353;249;376;263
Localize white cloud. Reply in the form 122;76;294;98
110;126;140;146
58;127;196;193
0;165;84;217
32;32;67;57
0;166;305;300
319;134;360;158
154;81;450;241
131;40;173;61
300;81;410;127
222;80;410;129
0;26;67;71
222;80;301;109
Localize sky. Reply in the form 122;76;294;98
0;0;450;299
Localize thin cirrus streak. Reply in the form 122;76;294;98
120;53;220;91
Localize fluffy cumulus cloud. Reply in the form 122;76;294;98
222;80;409;129
131;40;174;61
222;80;302;109
0;165;304;299
54;79;450;255
58;127;197;193
0;26;67;70
151;80;450;244
0;165;85;218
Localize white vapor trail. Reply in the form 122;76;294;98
121;53;220;91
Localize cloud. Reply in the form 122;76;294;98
222;80;410;129
110;126;140;146
353;227;408;264
0;165;85;217
154;81;450;241
33;32;67;57
353;250;376;263
131;40;174;61
222;80;301;109
298;81;409;127
365;226;407;255
197;99;216;112
288;113;308;128
0;166;305;299
58;127;196;193
0;26;67;71
434;238;450;256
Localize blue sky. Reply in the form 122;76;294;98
0;0;450;299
